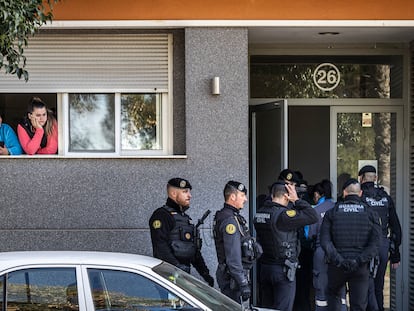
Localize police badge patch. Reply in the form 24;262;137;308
225;224;236;234
286;210;297;217
152;220;162;229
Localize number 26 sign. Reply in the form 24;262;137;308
313;63;341;91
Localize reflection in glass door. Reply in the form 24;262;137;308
331;106;403;310
336;111;397;197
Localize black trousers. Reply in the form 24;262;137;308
327;264;370;311
259;262;296;311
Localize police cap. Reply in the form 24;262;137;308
342;178;359;191
167;177;192;190
278;169;300;184
358;165;376;176
225;180;247;194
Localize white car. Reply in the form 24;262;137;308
0;251;274;311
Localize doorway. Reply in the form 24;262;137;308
249;102;403;310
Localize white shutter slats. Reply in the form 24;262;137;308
0;33;169;92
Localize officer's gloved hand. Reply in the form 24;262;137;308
177;264;191;273
341;259;359;273
240;284;251;301
390;249;400;264
202;274;214;287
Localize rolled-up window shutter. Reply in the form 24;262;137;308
0;33;169;92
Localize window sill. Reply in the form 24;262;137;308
0;155;188;159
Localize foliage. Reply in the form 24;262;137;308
0;0;59;81
121;94;158;150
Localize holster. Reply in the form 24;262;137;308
284;259;298;282
369;256;380;278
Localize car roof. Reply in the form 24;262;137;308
0;251;163;271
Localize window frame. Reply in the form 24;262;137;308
59;92;172;157
81;266;199;310
0;265;86;311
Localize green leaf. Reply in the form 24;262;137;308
0;0;60;81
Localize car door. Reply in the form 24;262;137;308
80;265;204;311
0;265;87;311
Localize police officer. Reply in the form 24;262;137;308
358;165;402;311
254;181;318;311
320;178;381;311
149;177;214;286
308;181;347;311
213;181;261;303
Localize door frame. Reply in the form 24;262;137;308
330;104;404;310
249;99;406;309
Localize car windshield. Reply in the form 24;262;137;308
153;262;241;311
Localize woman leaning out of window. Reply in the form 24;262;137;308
0;112;23;155
17;97;58;155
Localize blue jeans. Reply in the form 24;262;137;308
313;247;347;311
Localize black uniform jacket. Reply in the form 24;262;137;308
273;199;318;231
149;198;210;276
214;203;250;286
320;194;381;265
361;182;402;246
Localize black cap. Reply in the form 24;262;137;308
278;169;300;183
342;178;359;191
226;180;247;194
358;165;376;176
168;177;192;190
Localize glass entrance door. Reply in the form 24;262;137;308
331;105;403;310
249;99;287;305
250;99;288;210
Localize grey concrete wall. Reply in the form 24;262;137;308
0;27;249;278
184;27;249;272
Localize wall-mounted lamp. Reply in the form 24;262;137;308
211;77;220;95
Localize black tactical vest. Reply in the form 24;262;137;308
163;205;196;262
214;205;260;268
254;203;298;264
361;185;390;237
331;198;371;258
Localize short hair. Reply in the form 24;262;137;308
344;182;361;195
224;184;238;200
361;172;376;182
270;182;288;199
223;181;247;200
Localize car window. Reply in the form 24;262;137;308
0;267;79;311
153;262;242;311
87;268;195;311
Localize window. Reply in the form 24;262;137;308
0;268;78;311
0;92;171;157
0;33;175;157
87;268;191;310
250;55;403;99
65;93;166;156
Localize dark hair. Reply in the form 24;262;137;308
224;184;238;200
321;179;333;199
27;97;46;114
313;182;325;197
26;96;56;136
270;182;288;198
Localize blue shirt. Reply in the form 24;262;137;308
0;123;23;155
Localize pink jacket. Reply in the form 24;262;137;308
17;122;58;155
